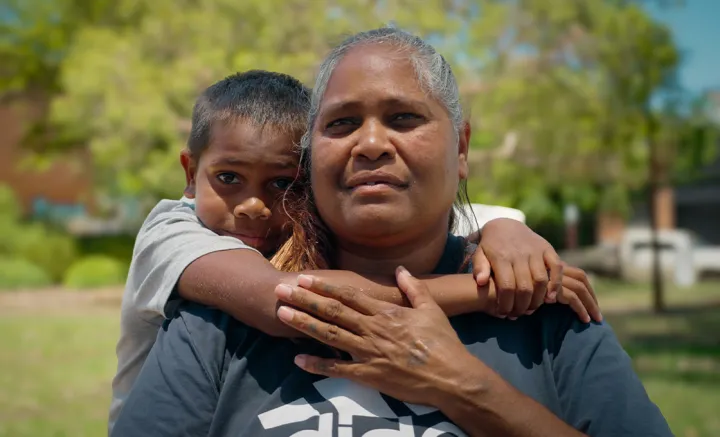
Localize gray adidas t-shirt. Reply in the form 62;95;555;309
112;234;672;437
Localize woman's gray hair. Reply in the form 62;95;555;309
300;27;463;150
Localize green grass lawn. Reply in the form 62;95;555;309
0;314;119;437
0;281;718;437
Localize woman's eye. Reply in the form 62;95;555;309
271;178;294;191
216;173;240;184
392;113;421;122
326;117;358;130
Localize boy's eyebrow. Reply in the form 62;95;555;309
209;156;298;168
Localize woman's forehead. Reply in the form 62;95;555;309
321;44;427;106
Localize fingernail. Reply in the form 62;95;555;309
398;266;412;276
509;316;518;321
497;314;507;319
294;355;307;368
526;310;535;315
277;306;295;322
297;274;313;288
275;284;293;299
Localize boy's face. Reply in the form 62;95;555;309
181;120;301;256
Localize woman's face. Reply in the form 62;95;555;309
310;43;469;248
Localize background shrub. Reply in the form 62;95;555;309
12;224;78;283
63;255;128;289
0;258;53;290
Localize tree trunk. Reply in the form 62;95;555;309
646;112;666;313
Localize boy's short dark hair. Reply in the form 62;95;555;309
187;70;311;157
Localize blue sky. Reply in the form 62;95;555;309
647;0;720;94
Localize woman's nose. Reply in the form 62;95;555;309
351;119;396;161
233;197;271;220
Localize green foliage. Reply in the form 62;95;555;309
0;185;22;223
463;0;714;222
76;234;135;267
36;0;468;202
12;223;78;283
0;257;53;290
3;0;715;225
0;184;78;285
0;0;139;95
62;255;127;289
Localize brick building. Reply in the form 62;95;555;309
0;96;93;217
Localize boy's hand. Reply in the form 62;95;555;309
472;218;601;322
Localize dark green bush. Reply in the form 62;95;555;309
0;257;53;290
12;223;78;283
63;255;128;289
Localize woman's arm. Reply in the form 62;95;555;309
272;268;589;437
435;360;586;437
439;364;584;437
548;306;672;436
439;309;672;437
272;269;672;437
111;303;223;436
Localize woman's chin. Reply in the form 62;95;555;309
339;207;414;234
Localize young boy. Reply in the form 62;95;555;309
110;70;600;431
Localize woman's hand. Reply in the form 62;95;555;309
274;267;485;407
471;218;602;323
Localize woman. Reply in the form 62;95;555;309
113;28;672;436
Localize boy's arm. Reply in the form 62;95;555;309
142;201;596;338
179;250;484;337
124;199;258;322
179;220;600;338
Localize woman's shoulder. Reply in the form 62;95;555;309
453;303;613;363
530;303;616;358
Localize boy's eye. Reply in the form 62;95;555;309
216;173;240;184
271;178;294;191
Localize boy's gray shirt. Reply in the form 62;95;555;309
112;234;673;437
109;198;257;432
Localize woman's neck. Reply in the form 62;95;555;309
335;224;450;276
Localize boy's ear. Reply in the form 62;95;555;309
180;149;197;199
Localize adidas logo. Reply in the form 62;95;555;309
258;378;467;436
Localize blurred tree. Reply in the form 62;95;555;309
0;0;137;99
20;0;471;203
2;0;714;227
463;0;716;312
463;0;714;222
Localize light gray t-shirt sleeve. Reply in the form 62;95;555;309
123;198;257;320
109;198;257;432
550;309;673;436
112;303;228;437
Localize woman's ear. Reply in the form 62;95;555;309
180;149;198;199
458;121;470;180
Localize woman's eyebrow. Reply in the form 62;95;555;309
380;97;431;112
320;96;431;117
320;100;362;117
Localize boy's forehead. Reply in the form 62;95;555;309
202;120;301;167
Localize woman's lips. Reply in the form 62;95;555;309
350;182;404;196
